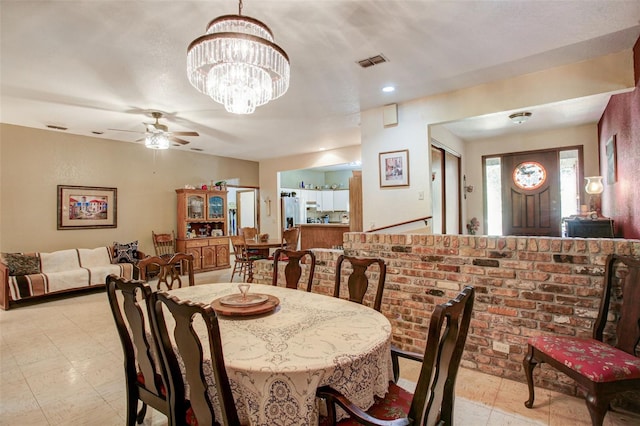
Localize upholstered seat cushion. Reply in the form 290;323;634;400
528;336;640;383
320;381;413;425
137;372;198;426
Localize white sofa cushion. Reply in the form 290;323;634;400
78;247;111;268
45;269;90;294
40;249;80;273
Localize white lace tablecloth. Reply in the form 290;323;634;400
168;282;392;426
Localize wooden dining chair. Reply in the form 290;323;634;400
239;226;258;240
334;255;387;312
281;227;300;251
272;248;316;292
523;254;640;426
318;286;475;425
106;274;170;425
149;291;241;426
138;253;195;291
230;235;252;282
152;231;177;257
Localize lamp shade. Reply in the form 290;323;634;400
145;131;170;150
584;176;604;195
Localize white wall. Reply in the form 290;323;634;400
259;144;361;238
358;50;634;231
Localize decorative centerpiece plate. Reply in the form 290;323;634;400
212;294;280;317
219;293;268;307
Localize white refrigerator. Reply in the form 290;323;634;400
281;197;301;228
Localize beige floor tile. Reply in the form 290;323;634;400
494;378;551;423
454;398;491;425
0;408;50;426
487;409;547;426
456;367;502;406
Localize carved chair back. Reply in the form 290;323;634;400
152;231;176;257
138;253;194;291
334;255;387;312
272;249;316;292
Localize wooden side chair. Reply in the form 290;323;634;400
106;274;170;425
149;291;240;426
334;255;387;312
272;248;316;292
281;227;300;251
230;235;252;282
318;286;475;425
152;231;176;256
138;253;195;291
239;227;258;240
523;254;640;426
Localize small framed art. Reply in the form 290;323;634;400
379;149;409;187
57;185;117;229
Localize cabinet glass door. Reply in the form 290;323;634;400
208;195;224;219
187;195;205;219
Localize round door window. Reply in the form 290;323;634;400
513;161;546;190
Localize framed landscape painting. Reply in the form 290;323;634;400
379;149;409;187
57;185;117;229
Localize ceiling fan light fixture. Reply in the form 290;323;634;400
145;131;170;150
509;111;532;124
187;0;290;114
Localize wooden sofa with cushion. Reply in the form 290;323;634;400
0;243;142;310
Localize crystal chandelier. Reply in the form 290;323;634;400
187;0;290;114
145;130;170;150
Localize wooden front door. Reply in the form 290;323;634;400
501;150;561;236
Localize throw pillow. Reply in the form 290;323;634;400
113;241;138;263
2;253;40;275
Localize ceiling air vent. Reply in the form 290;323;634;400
357;54;388;68
190;147;204;152
46;124;68;131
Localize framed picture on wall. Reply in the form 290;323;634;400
57;185;117;229
606;135;617;184
379;149;410;187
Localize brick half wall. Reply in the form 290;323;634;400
253;232;640;399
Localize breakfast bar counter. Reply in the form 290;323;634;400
300;223;349;249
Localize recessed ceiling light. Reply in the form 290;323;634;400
382;86;395;93
319;147;326;151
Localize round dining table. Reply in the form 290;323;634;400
167;282;393;426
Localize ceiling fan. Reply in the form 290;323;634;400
110;111;199;149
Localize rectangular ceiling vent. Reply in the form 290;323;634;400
357;54;388;68
46;124;68;131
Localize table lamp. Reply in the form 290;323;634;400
584;176;604;216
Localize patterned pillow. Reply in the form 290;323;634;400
2;253;41;275
113;241;138;263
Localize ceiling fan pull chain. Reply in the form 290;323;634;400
238;0;243;16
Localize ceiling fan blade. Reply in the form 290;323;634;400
108;128;144;134
170;136;190;145
172;131;199;137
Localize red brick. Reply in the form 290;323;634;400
487;306;518;317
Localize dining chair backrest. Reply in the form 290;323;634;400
239;227;258;240
334;255;387;312
149;291;240;426
152;231;176;257
318;286;475;426
106;274;169;424
138;253;195;291
272;248;316;292
282;227;300;250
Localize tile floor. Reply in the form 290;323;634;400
1;268;638;425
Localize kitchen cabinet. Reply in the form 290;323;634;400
175;188;230;272
320;191;334;211
333;190;349;211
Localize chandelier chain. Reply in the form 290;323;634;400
238;0;243;16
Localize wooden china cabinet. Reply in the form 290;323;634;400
175;188;230;272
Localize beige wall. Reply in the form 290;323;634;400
464;123;599;234
0;124;259;253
